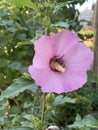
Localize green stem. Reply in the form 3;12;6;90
32;93;36;115
45;28;48;35
41;26;47;122
41;93;46;122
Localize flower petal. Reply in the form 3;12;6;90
33;35;54;68
28;65;65;93
61;67;87;92
53;30;78;56
63;43;94;70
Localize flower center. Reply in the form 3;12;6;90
49;56;65;72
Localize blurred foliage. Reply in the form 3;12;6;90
78;71;98;111
80;28;94;39
52;95;92;127
0;0;98;130
78;28;94;49
0;0;86;89
68;114;98;130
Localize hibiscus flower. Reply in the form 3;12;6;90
28;30;93;94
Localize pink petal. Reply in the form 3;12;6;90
63;43;94;70
33;35;54;68
53;30;78;56
28;65;65;93
61;67;87;92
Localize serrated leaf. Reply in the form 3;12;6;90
8;0;39;11
0;78;38;100
68;114;98;129
53;95;76;106
84;115;97;124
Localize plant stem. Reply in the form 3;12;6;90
41;93;46;122
32;93;36;115
41;25;47;122
45;28;48;35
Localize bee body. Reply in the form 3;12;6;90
49;56;65;72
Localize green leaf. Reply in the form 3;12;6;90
0;78;38;100
7;27;17;33
7;0;39;11
76;114;81;121
22;113;31;121
53;95;76;106
78;33;84;40
22;73;32;80
53;2;66;14
52;22;69;28
16;41;33;48
0;99;9;111
68;114;98;129
87;70;98;85
9;127;33;130
8;61;26;74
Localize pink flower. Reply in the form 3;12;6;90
28;30;93;94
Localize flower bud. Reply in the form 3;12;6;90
46;93;55;103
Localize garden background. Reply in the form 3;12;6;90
0;0;98;130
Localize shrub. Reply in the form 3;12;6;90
80;28;94;39
53;96;92;127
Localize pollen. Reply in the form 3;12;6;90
49;56;65;72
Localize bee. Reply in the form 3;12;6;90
49;56;65;73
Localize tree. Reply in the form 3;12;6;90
93;0;98;76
